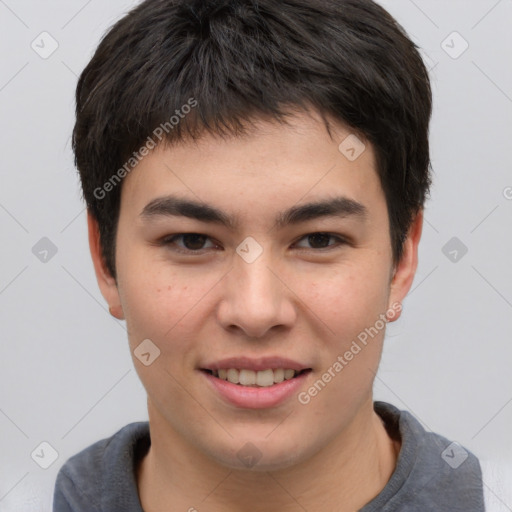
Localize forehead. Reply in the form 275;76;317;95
119;110;384;221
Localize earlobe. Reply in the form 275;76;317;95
385;301;403;322
109;304;125;320
87;210;124;319
387;210;424;322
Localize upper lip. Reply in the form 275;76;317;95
201;357;311;372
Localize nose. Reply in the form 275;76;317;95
216;251;297;339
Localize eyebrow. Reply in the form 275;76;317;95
140;195;367;229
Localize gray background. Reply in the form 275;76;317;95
0;0;511;510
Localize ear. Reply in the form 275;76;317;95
87;210;124;320
387;210;424;322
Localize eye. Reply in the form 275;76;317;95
161;233;219;253
293;232;347;250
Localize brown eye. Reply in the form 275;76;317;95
181;234;208;250
307;233;332;248
162;233;217;252
294;232;345;250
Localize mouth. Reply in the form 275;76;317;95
200;368;312;387
199;357;313;408
200;366;313;409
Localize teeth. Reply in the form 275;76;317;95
226;368;239;384
284;369;295;380
212;368;301;386
273;368;284;383
256;369;274;387
239;369;256;385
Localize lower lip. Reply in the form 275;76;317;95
201;370;311;409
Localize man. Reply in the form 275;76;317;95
53;0;485;510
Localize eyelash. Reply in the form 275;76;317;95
159;233;349;254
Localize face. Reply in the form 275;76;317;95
90;109;421;471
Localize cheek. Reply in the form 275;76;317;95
118;260;219;404
295;269;388;423
297;261;390;339
117;250;218;349
291;260;390;403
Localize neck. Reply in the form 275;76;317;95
137;398;400;512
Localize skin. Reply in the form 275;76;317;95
89;109;423;511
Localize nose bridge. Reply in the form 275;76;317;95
234;250;281;312
218;247;295;337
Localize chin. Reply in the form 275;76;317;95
207;433;314;472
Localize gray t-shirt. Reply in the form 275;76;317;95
52;401;485;511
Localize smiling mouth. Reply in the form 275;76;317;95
201;368;312;387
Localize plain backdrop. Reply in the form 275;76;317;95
0;0;511;510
